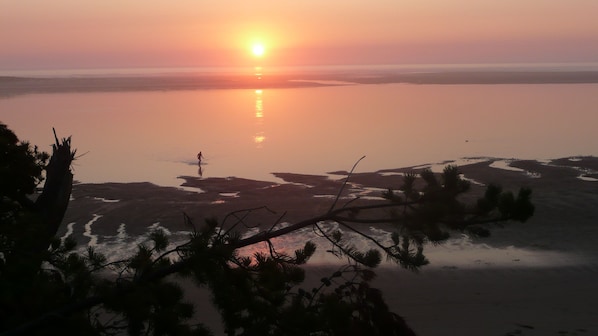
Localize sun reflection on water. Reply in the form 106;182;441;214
255;89;263;118
254;66;262;80
253;69;266;147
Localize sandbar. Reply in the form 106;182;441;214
3;70;598;97
61;157;598;335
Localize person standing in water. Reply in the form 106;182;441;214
197;152;205;177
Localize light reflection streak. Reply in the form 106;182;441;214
253;68;266;147
255;89;263;118
254;66;262;80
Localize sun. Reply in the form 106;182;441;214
251;43;265;57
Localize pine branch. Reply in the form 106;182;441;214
328;155;365;212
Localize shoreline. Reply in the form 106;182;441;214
61;156;598;335
3;70;598;97
63;156;598;254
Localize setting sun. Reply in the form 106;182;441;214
251;43;265;57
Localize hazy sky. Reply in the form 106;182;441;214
2;1;597;70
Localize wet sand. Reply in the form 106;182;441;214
62;157;598;335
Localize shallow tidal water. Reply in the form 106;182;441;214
2;81;598;187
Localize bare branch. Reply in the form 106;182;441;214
221;205;277;237
328;155;366;212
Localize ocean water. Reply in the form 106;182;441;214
1;66;598;187
4;65;597;271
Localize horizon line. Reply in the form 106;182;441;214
3;61;598;78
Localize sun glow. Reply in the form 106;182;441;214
251;43;265;57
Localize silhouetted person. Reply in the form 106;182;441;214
197;151;203;165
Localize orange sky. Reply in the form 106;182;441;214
1;1;597;70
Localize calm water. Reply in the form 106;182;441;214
2;82;598;187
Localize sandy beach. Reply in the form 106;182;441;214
59;157;598;335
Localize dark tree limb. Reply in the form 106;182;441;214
34;128;75;242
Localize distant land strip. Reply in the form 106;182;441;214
2;71;598;97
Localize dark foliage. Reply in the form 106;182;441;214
0;125;534;335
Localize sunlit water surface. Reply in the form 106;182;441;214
2;83;598;187
3;80;597;267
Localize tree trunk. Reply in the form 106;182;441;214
34;130;74;243
1;130;75;332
